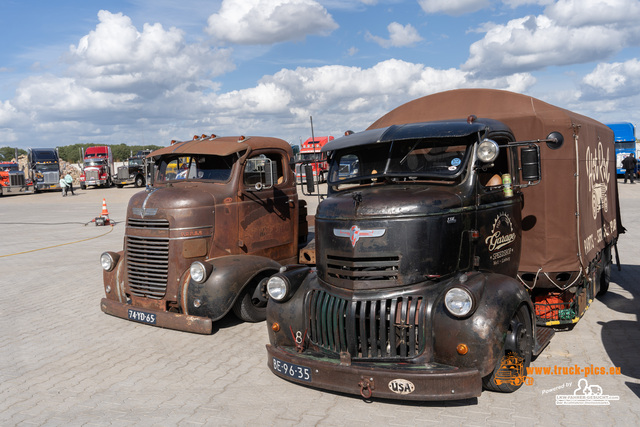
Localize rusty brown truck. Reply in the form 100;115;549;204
100;135;309;334
264;89;621;401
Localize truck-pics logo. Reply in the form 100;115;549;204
333;225;385;247
485;212;516;252
586;141;610;220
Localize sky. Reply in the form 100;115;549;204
1;0;640;149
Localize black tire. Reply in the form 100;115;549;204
232;277;269;322
135;175;144;187
483;304;533;393
116;184;124;188
80;183;86;190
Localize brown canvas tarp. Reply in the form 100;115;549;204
368;89;621;274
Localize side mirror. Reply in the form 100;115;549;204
304;164;315;193
521;146;540;182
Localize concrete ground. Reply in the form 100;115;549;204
0;182;638;426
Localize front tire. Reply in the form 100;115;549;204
232;277;268;322
483;304;533;393
135;175;144;187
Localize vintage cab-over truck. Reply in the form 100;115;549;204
100;135;309;334
264;89;621;400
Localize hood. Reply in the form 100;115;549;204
129;185;216;211
317;185;464;220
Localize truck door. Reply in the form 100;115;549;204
238;151;297;261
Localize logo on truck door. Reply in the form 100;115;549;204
333;225;385;247
485;212;516;265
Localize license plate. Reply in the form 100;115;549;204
272;357;311;382
127;309;157;325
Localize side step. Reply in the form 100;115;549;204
533;326;555;356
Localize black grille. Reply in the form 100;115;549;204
308;289;425;359
326;254;399;284
126;219;170;299
10;174;25;186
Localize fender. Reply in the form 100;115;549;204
102;250;126;303
185;255;282;321
432;272;533;377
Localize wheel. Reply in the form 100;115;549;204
483;304;533;393
232;277;269;322
135;175;144;187
80;183;86;190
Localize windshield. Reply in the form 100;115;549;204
35;164;59;172
155;154;236;183
129;158;144;167
84;159;106;167
1;164;19;172
328;138;473;187
300;152;325;162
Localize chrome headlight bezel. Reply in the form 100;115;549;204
444;287;474;318
190;261;209;284
267;275;290;301
100;252;118;272
477;139;500;163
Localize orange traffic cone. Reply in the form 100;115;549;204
101;198;110;217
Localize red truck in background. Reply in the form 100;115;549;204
80;146;114;189
295;136;334;183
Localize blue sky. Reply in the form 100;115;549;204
1;0;639;149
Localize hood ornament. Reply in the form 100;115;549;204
333;225;385;247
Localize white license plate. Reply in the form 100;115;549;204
272;357;311;382
127;309;156;325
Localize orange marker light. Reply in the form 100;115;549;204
456;343;469;355
271;322;280;332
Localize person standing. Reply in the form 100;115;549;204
59;177;68;196
622;153;637;184
64;173;75;195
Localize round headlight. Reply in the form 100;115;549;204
267;276;289;301
477;139;499;163
190;261;207;284
445;287;474;317
100;252;116;271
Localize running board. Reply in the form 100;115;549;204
534;326;555;356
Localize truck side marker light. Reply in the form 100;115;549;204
457;344;469;355
271;322;280;332
471;230;479;239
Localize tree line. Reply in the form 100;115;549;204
0;143;162;164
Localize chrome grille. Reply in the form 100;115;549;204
126;218;170;299
85;170;100;180
308;289;425;359
326;254;399;285
43;171;59;184
117;168;129;179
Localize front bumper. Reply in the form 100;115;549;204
100;298;212;334
266;344;481;401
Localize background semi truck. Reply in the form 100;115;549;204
605;122;637;177
265;89;621;401
80;146;114;189
27;148;61;192
100;135;311;334
295;136;334;183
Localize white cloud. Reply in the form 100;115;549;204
366;22;423;48
581;59;640;98
502;0;554;7
418;0;491;16
206;0;338;45
68;11;233;99
462;0;640;78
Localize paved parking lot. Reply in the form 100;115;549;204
0;183;638;426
